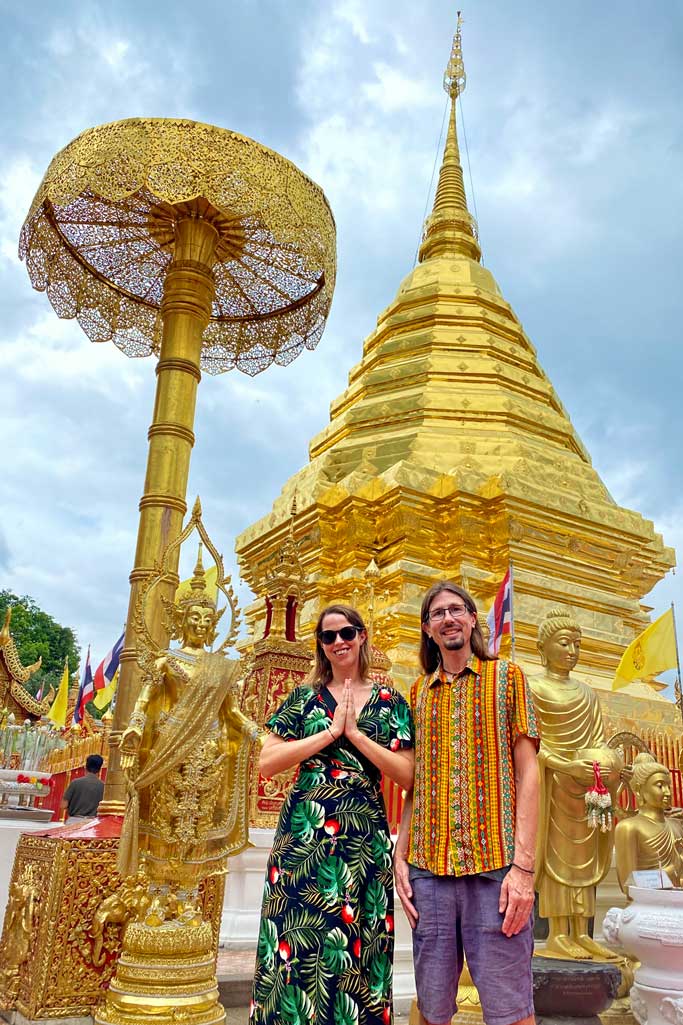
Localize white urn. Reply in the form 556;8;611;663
603;887;683;1025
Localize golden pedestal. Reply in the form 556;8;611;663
0;820;122;1019
95;919;224;1025
0;819;225;1022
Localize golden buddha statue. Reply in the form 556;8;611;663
118;548;258;909
615;752;683;892
531;607;623;960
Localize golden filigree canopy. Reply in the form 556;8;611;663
19;118;337;376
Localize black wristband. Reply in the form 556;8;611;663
511;862;535;875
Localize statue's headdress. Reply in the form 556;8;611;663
136;497;240;666
537;606;581;646
631;751;670;797
177;545;219;612
170;544;225;643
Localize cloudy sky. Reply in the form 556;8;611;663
1;1;682;691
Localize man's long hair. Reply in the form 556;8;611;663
419;581;495;673
306;604;371;689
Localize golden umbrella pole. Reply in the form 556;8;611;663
102;212;218;811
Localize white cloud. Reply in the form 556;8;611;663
101;39;130;69
335;0;373;45
362;62;433;113
0;157;41;265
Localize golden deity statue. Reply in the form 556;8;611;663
97;509;258;1025
615;752;683;892
118;543;257;905
531;607;623;960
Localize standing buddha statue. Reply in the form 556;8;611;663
118;548;258;914
615;752;683;892
531;607;623;960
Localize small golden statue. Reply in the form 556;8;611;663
98;502;258;1025
90;872;151;967
531;607;623;960
615;752;683;892
0;866;39;1006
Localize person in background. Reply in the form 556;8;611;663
60;753;104;822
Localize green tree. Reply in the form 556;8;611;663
0;590;80;696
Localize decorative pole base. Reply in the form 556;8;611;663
95;918;225;1025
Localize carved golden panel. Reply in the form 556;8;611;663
0;830;224;1020
240;647;312;828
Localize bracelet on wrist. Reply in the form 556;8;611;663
511;862;535;875
327;726;337;741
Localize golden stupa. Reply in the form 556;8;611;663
236;17;677;735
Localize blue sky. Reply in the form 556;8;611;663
1;1;681;691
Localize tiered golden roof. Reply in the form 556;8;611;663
236;17;677;730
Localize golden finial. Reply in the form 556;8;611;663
443;11;466;101
176;542;217;613
189;543;208;597
419;8;480;264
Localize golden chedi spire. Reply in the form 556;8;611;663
236;18;676;732
419;12;481;264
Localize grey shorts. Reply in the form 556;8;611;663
409;867;534;1025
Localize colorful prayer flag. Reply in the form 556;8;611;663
486;568;512;657
93;668;119;711
47;659;70;728
612;607;678;691
93;632;125;695
73;646;93;724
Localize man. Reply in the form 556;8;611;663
395;581;540;1025
61;754;104;822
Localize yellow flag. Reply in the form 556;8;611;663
47;659;70;727
612;608;678;691
93;668;118;711
175;565;218;603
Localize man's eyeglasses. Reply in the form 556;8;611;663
426;604;470;623
319;626;363;645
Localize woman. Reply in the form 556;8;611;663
251;604;414;1025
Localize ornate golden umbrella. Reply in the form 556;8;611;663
20;117;335;373
19;117;336;812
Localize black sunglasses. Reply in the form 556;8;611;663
318;626;363;645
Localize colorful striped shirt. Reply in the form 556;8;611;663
407;657;540;877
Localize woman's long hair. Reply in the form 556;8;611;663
419;581;495;673
306;604;370;689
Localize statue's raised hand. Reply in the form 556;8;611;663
119;724;142;773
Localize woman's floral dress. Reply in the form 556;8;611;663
251;683;414;1025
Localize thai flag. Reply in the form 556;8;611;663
93;632;125;695
73;646;93;724
486;569;512;656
